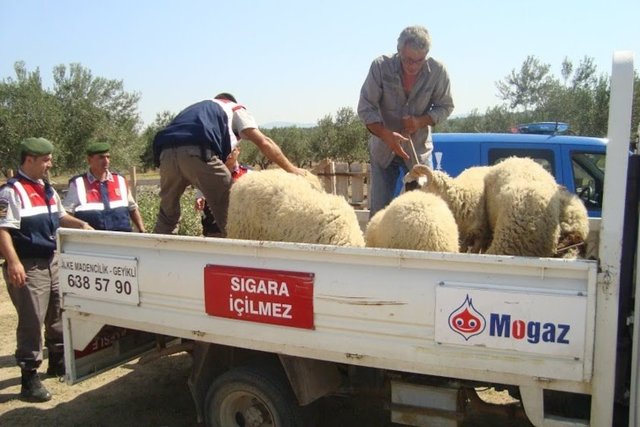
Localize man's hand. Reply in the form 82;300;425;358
290;167;307;176
195;197;205;211
365;122;410;160
6;260;26;287
402;115;433;135
383;131;410;160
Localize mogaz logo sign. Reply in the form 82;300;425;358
435;286;587;358
448;295;486;341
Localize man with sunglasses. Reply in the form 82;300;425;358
358;25;454;218
152;93;305;236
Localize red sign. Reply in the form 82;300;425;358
74;326;130;358
204;265;315;329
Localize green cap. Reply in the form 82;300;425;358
86;142;110;155
19;137;54;156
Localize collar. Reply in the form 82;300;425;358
87;170;114;184
17;168;45;186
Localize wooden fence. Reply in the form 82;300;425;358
312;160;370;209
126;161;371;209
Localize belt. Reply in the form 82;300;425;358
162;144;217;161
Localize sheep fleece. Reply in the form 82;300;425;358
226;169;365;246
483;157;589;257
365;191;459;252
420;165;491;252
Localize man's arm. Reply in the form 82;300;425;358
0;228;25;287
59;214;93;230
358;58;410;160
239;128;305;176
125;184;146;232
129;209;146;233
61;181;79;213
421;63;455;127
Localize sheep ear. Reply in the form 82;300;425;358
402;172;415;184
412;164;431;177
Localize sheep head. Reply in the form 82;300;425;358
556;188;590;258
408;165;454;198
410;164;490;254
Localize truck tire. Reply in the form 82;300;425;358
204;365;315;427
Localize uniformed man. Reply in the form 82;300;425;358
0;137;93;402
63;142;145;232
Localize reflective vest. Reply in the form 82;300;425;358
5;175;60;258
69;173;132;231
152;99;246;166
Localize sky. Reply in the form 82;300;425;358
1;0;639;128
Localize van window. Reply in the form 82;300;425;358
488;148;555;176
572;152;605;210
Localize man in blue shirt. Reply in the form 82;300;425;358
152;93;305;235
0;138;92;402
64;142;146;232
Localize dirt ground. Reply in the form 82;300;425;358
0;269;533;427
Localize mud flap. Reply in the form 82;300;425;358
63;314;157;384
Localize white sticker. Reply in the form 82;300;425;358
435;284;586;358
60;253;139;305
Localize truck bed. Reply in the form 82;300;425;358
59;229;597;395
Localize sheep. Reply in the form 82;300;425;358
481;157;589;257
411;157;589;258
226;169;365;247
553;185;591;258
410;164;491;252
365;190;459;252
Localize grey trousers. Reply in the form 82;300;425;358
4;255;63;371
153;146;232;236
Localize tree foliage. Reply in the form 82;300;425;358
446;55;640;140
260;126;313;168
139;111;174;171
308;107;368;165
0;61;142;176
495;56;555;111
0;62;61;174
2;57;639;176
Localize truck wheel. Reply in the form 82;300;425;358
204;366;314;427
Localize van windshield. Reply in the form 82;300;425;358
572;152;605;210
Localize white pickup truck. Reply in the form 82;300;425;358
58;52;637;427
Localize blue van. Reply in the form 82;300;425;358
429;133;607;218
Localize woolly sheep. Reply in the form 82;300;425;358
482;157;589;257
412;157;589;257
410;164;491;252
365;190;459;252
557;188;592;258
226;169;365;247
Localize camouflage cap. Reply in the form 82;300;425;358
86;142;111;155
19;137;54;156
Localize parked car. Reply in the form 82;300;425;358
428;132;606;217
511;121;570;135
